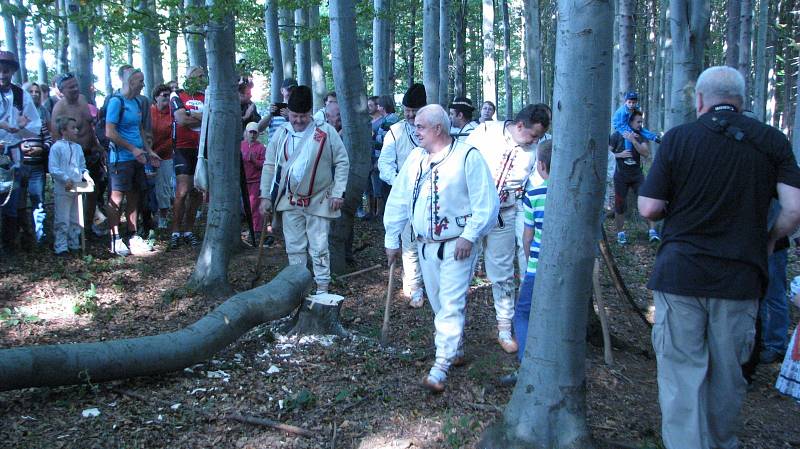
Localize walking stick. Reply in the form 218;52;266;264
250;213;271;288
380;261;396;347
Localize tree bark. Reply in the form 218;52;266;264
501;0;512;118
294;7;311;87
738;0;752;105
309;5;325;109
187;1;241;297
279;7;294;79
14;0;25;82
438;0;451;105
1;0;18;84
666;0;709;130
0;265;312;392
373;0;391;96
66;0;91;97
57;0;68;74
422;0;440;104
618;0;634;101
265;0;283;103
752;0;769;121
523;0;542;104
479;0;612;446
406;0;417;87
169;8;179;82
482;0;496;104
793;54;800;161
139;0;161;99
328;0;371;274
184;0;208;71
725;0;740;68
454;0;466;97
32;17;46;86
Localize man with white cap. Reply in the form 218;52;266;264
259;85;349;294
466;104;550;354
378;83;426;308
385;104;498;393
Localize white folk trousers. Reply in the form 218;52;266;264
484;205;517;325
53;189;81;253
418;238;475;373
282;209;332;289
401;222;423;297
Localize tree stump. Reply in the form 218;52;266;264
284;293;349;337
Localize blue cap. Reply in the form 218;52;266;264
625;91;639;101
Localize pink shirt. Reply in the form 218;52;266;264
241;140;266;184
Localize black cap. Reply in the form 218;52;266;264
281;78;298;89
448;96;474;113
288;85;313;113
402;83;427;108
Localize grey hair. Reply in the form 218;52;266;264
695;66;745;106
417;104;451;133
121;67;141;87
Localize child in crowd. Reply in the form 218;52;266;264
611;91;660;153
241;122;267;242
48;116;92;255
513;139;552;362
776;276;800;403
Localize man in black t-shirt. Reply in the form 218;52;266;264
609;109;660;245
638;66;800;449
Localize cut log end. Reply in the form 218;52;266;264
284;294;350;337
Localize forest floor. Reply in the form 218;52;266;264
1;214;799;449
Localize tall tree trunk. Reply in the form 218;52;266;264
501;0;512;117
438;0;450;105
58;0;68;73
139;0;160;99
406;0;417;87
725;0;740;67
422;0;439;104
265;0;283;103
294;7;311;87
1;0;18;84
66;0;91;97
103;42;112;96
618;0;634;100
188;0;240;297
126;0;133;65
328;0;372;273
373;0;391;96
738;0;752;105
279;7;294;79
653;0;668;130
184;0;208;71
32;18;46;86
523;0;542;104
792;57;800;161
309;5;325;108
752;0;769;121
14;0;26;82
482;0;496;104
454;0;466;97
666;0;710;130
480;0;613;445
169;8;179;82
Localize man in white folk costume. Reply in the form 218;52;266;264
384;104;499;393
465;104;551;354
259;85;350;294
378;83;427;308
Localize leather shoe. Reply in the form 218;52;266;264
451;355;467;367
498;335;519;354
422;376;445;393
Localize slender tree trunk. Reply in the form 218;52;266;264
373;0;391;96
480;0;612;446
738;0;752;105
653;0;667;130
406;0;417;87
618;0;634;100
793;56;800;161
169;8;179;82
294;7;311;87
422;0;439;104
328;0;371;273
1;0;18;84
66;0;91;97
126;0;133;65
14;0;26;82
279;8;294;79
482;0;496;104
438;0;450;105
523;0;542;104
32;18;46;85
309;6;325;108
501;0;512;117
57;0;68;73
265;0;283;103
752;0;769;121
725;0;740;67
666;0;710;130
184;0;208;71
188;0;240;297
139;0;160;99
454;0;466;97
103;42;112;96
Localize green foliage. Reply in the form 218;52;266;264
0;307;42;326
73;283;99;315
441;412;480;449
285;388;316;410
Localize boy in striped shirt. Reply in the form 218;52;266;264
514;139;551;362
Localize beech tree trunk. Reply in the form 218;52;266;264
454;0;466;97
479;0;613;446
169;8;179;82
14;0;25;82
32;18;46;86
0;265;312;391
422;0;439;104
792;62;800;161
184;0;208;71
1;0;18;84
328;0;372;274
438;0;450;105
265;0;283;103
725;0;740;68
501;0;512;118
309;5;325;109
66;0;91;97
738;0;752;104
294;7;311;87
139;0;162;99
618;0;634;100
188;1;241;297
523;0;542;104
57;0;68;73
666;0;709;130
406;1;417;87
279;8;294;79
373;0;391;96
482;0;496;104
752;0;769;121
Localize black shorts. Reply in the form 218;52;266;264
173;147;198;176
109;160;146;193
613;176;643;214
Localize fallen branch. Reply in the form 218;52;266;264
335;264;382;281
113;388;316;438
598;229;652;329
593;258;614;366
0;265;312;391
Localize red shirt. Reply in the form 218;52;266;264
241;140;266;184
170;90;205;150
150;104;173;160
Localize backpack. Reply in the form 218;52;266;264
96;94;142;151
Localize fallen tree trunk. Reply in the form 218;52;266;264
0;265;313;392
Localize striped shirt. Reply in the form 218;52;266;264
522;179;548;276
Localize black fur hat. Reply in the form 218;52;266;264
402;83;427;108
288;85;313;113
